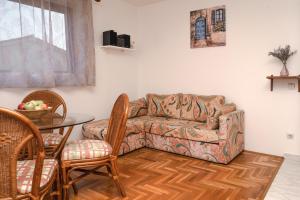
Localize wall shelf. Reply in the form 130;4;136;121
266;75;300;92
100;45;135;51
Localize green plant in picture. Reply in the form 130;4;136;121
268;45;297;76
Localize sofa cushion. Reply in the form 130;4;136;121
147;93;181;118
128;98;148;118
207;103;236;130
82;117;148;140
144;116;219;143
220;103;236;114
180;94;204;121
180;94;225;122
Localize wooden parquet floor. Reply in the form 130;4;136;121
73;148;283;200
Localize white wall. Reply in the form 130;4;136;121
137;0;300;156
0;0;139;140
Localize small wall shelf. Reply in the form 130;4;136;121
100;45;135;52
266;75;300;92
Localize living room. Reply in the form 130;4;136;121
0;0;299;199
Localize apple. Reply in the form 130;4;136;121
18;103;25;110
24;102;35;110
41;103;48;110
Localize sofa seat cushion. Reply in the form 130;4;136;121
17;159;57;194
62;140;112;161
144;117;220;143
82;117;148;140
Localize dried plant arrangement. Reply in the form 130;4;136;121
268;45;297;76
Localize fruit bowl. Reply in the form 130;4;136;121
16;108;52;120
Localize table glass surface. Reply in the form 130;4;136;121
33;113;95;130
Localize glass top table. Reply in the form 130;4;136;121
31;113;95;158
33;113;95;130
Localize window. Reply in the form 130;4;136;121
0;1;66;50
0;0;95;88
215;9;224;23
211;8;226;32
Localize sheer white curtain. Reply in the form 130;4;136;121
0;0;95;87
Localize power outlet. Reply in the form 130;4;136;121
286;133;294;139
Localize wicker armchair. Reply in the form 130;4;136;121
0;107;61;200
61;94;129;199
22;90;67;156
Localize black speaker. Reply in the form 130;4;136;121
103;30;117;46
117;36;125;47
118;34;131;48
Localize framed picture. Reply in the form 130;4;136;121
190;5;226;48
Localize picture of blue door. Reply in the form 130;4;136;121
195;17;206;40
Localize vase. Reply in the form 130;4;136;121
280;64;289;76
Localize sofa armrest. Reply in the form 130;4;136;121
218;110;244;163
218;110;245;140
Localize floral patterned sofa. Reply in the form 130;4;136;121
82;94;245;164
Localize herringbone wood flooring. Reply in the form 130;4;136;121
72;148;283;200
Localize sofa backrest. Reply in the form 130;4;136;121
146;93;225;122
146;93;181;118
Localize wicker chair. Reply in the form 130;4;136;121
0;107;61;200
61;94;129;199
22;90;67;156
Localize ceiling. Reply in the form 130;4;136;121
123;0;165;6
